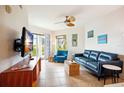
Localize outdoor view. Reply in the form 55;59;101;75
32;34;45;58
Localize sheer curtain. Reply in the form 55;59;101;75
44;34;50;59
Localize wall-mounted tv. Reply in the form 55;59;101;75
21;27;33;57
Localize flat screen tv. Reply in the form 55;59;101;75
21;27;33;57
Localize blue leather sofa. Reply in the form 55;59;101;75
53;50;68;63
74;50;123;80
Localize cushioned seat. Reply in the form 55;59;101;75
75;57;81;61
56;56;65;58
53;50;68;63
79;57;89;64
87;62;98;70
79;57;96;63
98;52;118;62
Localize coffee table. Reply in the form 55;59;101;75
102;64;121;85
64;60;80;76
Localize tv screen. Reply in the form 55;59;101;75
21;27;33;57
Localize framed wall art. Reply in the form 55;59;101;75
72;34;78;47
56;35;67;50
98;34;107;44
87;30;94;38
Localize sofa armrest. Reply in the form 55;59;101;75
73;53;83;57
54;55;57;58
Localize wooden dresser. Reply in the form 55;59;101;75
0;57;41;87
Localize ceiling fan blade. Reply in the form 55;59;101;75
54;21;65;24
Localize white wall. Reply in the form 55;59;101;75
85;7;124;55
0;6;3;25
55;27;85;54
0;6;28;72
28;25;53;34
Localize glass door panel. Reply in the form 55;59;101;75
31;34;45;58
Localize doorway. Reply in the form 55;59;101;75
32;33;45;58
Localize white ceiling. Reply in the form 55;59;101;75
26;5;123;31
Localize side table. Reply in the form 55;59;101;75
64;60;80;76
48;56;53;62
102;64;121;85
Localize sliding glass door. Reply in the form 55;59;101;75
31;33;50;60
32;34;45;58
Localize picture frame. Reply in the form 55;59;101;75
56;35;67;50
98;34;107;44
88;30;94;38
72;34;78;47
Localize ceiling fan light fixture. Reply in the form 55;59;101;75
66;22;75;27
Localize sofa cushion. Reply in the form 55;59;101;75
57;51;68;56
87;62;98;70
80;57;89;64
83;50;91;58
56;56;65;58
75;57;81;61
98;52;118;62
79;57;97;64
89;51;100;61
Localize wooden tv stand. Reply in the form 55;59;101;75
0;57;41;87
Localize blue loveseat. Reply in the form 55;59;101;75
53;50;68;63
74;50;123;80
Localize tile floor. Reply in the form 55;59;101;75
37;60;124;87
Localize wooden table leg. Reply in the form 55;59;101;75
104;75;106;85
115;70;119;83
111;70;113;83
112;70;118;83
117;73;119;83
103;68;106;85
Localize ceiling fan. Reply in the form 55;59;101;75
55;16;76;27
